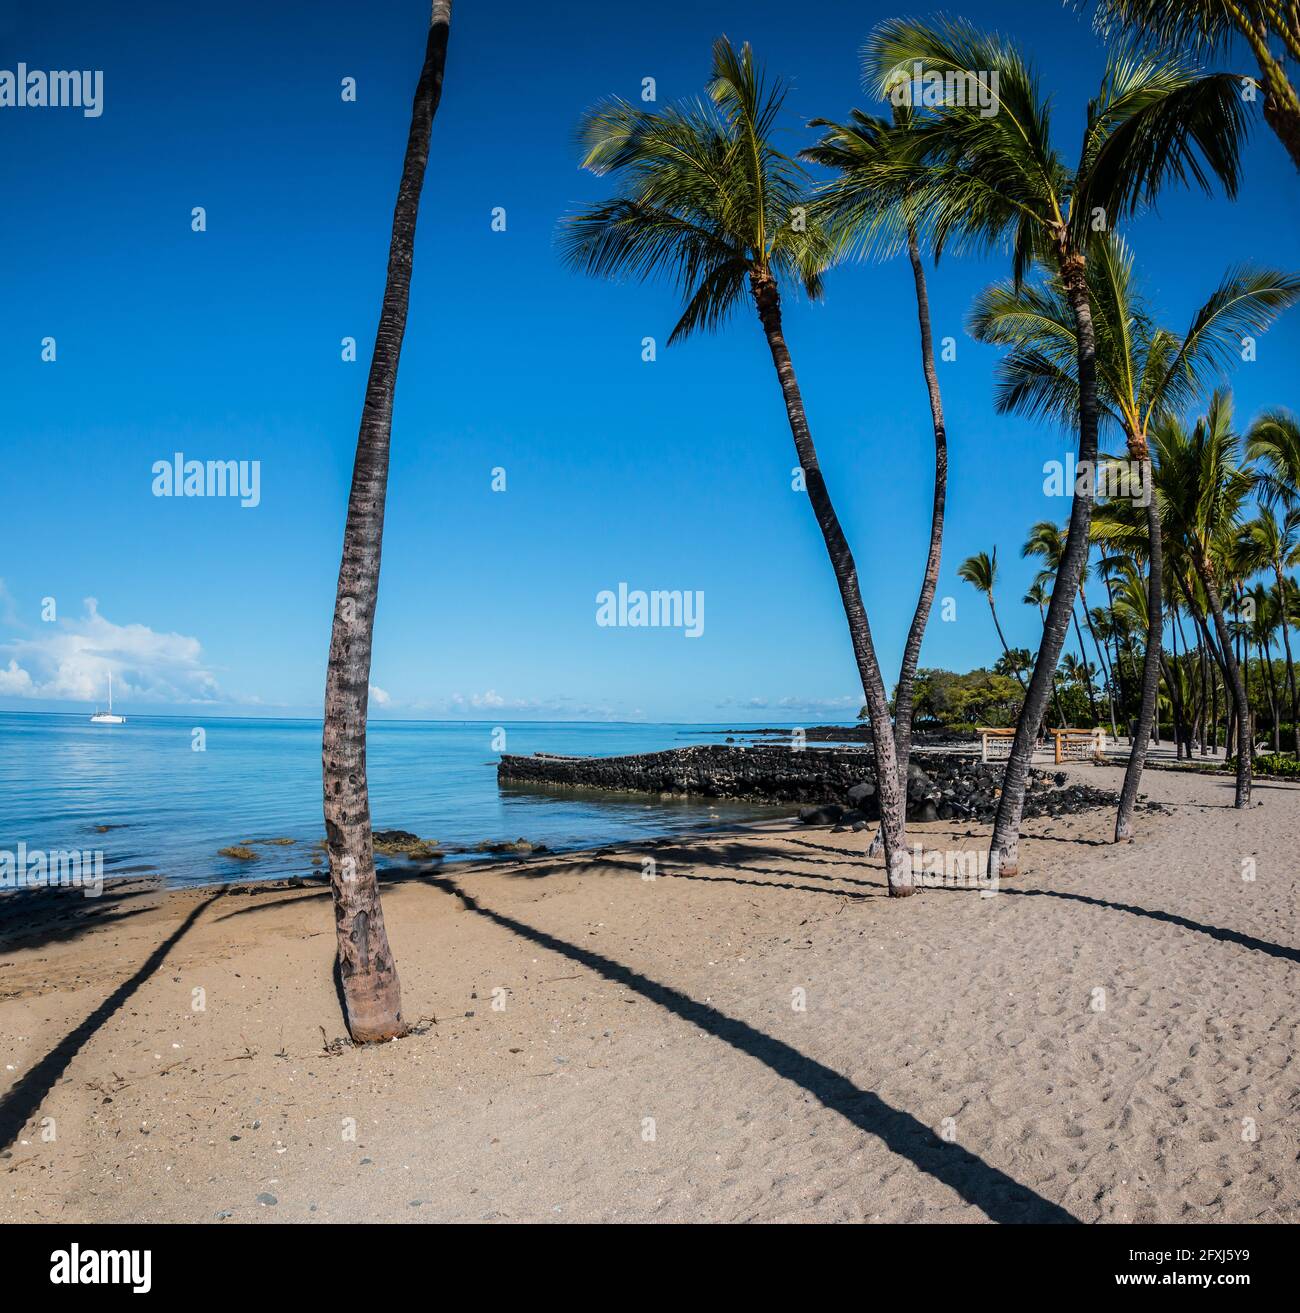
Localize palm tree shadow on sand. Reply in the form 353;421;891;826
432;877;1078;1224
0;888;229;1154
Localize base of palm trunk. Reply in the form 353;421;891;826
342;970;405;1044
886;852;917;897
988;841;1019;879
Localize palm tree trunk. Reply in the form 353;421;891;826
1036;601;1067;729
989;251;1097;878
1274;565;1299;756
321;0;452;1042
1256;60;1300;173
1071;606;1100;725
750;269;911;894
888;229;948;789
869;230;948;861
1259;634;1280;750
1080;590;1118;736
1194;556;1252;805
1115;457;1161;841
989;600;1027;690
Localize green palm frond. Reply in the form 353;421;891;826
1150;269;1300;425
957;548;998;594
559;38;830;344
1072;49;1246;239
1246;408;1300;507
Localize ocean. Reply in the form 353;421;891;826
0;713;798;889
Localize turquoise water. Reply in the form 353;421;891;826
0;713;793;889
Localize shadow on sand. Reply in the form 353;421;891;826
0;888;229;1153
431;876;1078;1224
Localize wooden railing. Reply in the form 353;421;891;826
1051;728;1107;763
979;727;1107;763
978;728;1016;762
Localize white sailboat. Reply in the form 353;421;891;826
90;672;126;725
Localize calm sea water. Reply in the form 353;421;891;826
0;713;796;889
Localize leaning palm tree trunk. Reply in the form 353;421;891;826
989;599;1027;690
750;269;911;894
1071;606;1101;724
1115;482;1162;839
322;1;452;1042
887;229;948;791
989;259;1099;878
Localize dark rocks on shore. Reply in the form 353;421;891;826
497;744;1118;825
372;830;443;860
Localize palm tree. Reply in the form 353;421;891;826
1084;1;1300;172
803;105;949;828
969;232;1299;835
1238;505;1300;753
1239;581;1282;749
1023;521;1104;726
958;549;1026;690
861;17;1246;875
1155;390;1255;802
322;1;453;1043
560;39;912;893
1246;410;1300;754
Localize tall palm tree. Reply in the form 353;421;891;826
322;1;453;1043
803;105;949;829
1155;390;1255;802
1239;580;1282;749
958;549;1026;690
1023;521;1103;725
861;17;1246;875
1084;1;1300;172
1246;411;1300;754
560;39;912;893
1238;505;1300;753
969;232;1299;835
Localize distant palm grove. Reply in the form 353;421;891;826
321;1;1299;1040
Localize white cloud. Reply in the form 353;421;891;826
369;684;391;706
0;659;35;695
0;597;221;704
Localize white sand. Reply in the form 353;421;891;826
1;761;1295;1222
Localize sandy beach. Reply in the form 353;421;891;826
1;760;1295;1225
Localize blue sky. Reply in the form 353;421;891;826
1;0;1297;722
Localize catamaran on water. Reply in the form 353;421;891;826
89;672;125;725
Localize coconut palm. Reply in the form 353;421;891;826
1023;521;1105;726
1154;390;1255;802
860;17;1246;874
1238;581;1282;748
969;232;1300;835
958;549;1026;691
1237;505;1300;753
560;38;912;892
802;106;949;840
1083;1;1300;172
321;1;453;1042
